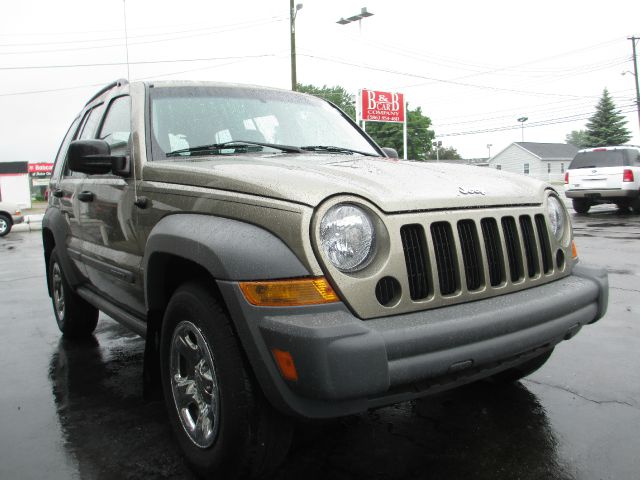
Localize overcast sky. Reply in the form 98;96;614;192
1;0;639;163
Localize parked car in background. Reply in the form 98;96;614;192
0;201;24;236
564;145;640;213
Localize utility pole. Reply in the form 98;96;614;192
290;1;303;91
629;36;640;134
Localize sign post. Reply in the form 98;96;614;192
360;89;406;159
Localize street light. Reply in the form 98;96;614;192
517;116;528;142
336;7;374;33
432;140;442;162
290;1;303;91
486;143;493;159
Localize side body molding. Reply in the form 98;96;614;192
144;214;311;310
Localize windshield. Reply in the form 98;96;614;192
149;86;380;160
569;150;633;169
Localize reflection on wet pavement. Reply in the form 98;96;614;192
49;318;570;480
2;204;640;480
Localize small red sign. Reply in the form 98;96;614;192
28;163;53;175
361;90;405;123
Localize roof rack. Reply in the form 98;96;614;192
85;78;129;106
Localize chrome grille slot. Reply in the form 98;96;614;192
457;220;483;291
519;215;540;278
400;224;431;300
481;218;505;286
535;214;553;274
501;216;524;282
430;222;459;295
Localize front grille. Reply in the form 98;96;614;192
400;213;557;303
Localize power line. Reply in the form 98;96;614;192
298;53;604;100
0;54;277;71
0;16;287;48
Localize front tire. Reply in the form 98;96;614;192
49;248;99;337
0;214;12;236
572;199;591;214
160;281;292;479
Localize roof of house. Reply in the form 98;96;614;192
514;142;578;160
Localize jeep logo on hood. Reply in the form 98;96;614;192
458;186;486;195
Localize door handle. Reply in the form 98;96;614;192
78;191;95;202
52;189;64;198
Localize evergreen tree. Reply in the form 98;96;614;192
584;89;631;147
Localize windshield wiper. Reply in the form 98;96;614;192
166;140;303;157
300;145;378;157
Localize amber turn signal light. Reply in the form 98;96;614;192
239;277;339;307
571;240;578;259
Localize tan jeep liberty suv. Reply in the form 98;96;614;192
43;79;608;479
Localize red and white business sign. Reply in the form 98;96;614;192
361;89;405;123
28;163;54;177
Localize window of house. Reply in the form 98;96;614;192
561;163;565;173
524;163;530;175
547;163;551;173
496;165;502;170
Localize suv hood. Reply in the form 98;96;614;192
143;154;548;212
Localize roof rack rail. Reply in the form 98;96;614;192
85;78;129;106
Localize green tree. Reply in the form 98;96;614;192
365;106;435;160
296;83;356;120
565;130;590;149
296;83;435;160
426;145;461;161
584;89;631;147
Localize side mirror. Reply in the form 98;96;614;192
68;140;130;177
381;147;399;159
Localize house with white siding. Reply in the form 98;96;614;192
488;142;578;182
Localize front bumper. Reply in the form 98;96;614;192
219;263;608;419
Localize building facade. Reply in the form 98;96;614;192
488;142;578;182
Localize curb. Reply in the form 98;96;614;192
13;214;43;233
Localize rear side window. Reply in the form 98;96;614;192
569;150;631;169
51;117;80;181
78;104;106;140
98;96;131;155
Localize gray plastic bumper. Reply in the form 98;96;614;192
218;263;608;419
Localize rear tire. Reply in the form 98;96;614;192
631;197;640;214
49;248;99;337
615;203;631;213
0;214;12;236
489;348;554;384
572;199;591;214
160;281;292;479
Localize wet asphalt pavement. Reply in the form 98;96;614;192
0;204;639;480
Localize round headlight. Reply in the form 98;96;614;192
547;196;566;242
320;204;375;272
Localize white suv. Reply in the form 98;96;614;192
564;145;640;213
